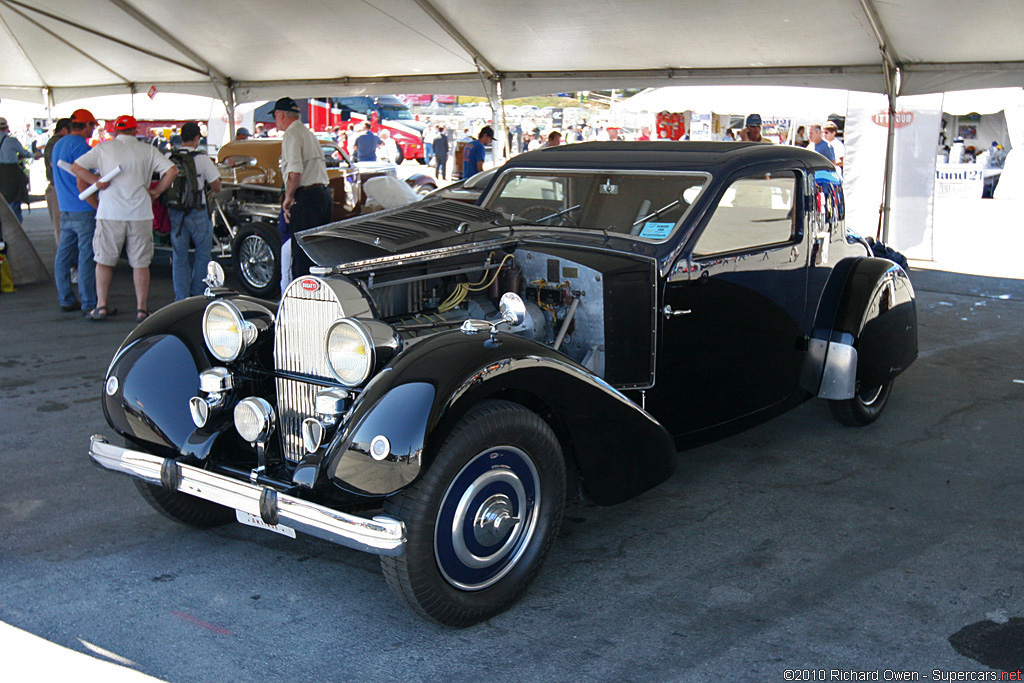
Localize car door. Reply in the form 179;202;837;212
647;168;810;438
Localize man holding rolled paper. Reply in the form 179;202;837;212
52;108;100;315
72;114;177;322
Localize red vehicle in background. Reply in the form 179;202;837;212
256;96;428;163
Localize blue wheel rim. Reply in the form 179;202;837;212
434;447;539;591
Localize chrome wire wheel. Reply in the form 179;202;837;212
238;234;275;290
435;447;540;591
231;221;280;297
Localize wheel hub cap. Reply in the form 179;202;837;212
435;447;539;591
473;494;520;547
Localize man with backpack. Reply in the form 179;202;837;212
166;121;221;301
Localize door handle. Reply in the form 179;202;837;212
662;305;692;319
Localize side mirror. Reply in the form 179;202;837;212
203;262;231;298
499;292;526;327
460;292;527;347
205;261;225;288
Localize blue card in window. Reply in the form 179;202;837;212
639;222;674;239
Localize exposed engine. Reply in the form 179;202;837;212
355;248;606;377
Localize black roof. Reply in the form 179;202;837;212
501;141;834;173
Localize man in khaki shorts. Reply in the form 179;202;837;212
72;115;177;321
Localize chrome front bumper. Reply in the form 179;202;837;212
89;435;405;556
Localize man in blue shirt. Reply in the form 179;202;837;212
806;124;836;163
353;122;380;162
52;109;99;314
462;125;493;180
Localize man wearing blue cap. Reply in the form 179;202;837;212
739;114;772;144
269;96;331;294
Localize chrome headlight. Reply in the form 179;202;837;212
325;319;374;387
203;300;257;362
234;397;275;444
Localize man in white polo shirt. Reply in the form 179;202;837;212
72;115;177;321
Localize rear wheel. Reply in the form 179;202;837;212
133;479;234;528
829;380;894;426
231;221;280;298
380;400;565;627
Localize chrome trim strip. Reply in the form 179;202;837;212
89;435;405;556
337;238;515;275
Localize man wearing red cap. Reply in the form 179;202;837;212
52;109;101;314
72;114;178;321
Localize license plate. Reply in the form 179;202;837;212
236;510;296;538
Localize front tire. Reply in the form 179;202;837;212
829;380;894;426
133;479;235;528
380;400;566;627
231;221;280;298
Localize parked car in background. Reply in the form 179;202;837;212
266;95;429;163
90;141;917;627
212;138;435;297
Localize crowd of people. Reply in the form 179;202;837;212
1;101;852;319
438;111;846;185
1;109;231;320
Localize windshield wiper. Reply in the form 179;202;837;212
493;204;582;230
632;199;681;228
535;204;581;225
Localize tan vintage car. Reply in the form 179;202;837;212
213;138;436;297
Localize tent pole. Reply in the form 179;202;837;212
494;79;507;164
227;83;237;140
879;65;898;243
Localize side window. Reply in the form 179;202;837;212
694;171;798;258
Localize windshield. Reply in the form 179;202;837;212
379;106;413;121
482;170;709;240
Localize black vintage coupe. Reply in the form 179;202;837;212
89;142;917;627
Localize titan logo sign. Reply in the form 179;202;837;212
872;111;915;128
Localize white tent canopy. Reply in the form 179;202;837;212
1;0;1023;108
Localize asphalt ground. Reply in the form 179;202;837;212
1;204;1023;682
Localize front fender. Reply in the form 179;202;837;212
403;172;436;192
102;295;276;458
325;332;676;505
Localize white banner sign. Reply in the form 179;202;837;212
935;164;985;198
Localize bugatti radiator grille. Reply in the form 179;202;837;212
273;278;343;462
